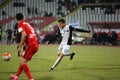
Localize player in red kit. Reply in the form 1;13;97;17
10;13;39;80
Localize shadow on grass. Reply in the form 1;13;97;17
88;67;120;70
83;73;105;80
36;76;54;80
83;73;120;80
67;67;120;71
1;71;16;75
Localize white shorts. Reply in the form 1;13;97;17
57;44;70;55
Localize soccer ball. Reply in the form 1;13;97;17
2;52;11;61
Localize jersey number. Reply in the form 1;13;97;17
23;22;35;38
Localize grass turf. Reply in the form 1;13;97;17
0;45;120;80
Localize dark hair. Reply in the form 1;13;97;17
16;13;24;21
58;19;65;23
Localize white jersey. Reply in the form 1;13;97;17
48;25;89;45
59;25;70;45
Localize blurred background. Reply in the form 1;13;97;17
0;0;120;45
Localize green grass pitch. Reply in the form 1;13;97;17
0;45;120;80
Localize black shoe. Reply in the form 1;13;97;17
70;53;75;60
49;68;54;72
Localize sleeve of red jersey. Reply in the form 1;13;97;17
18;25;25;33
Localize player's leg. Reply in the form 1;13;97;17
50;52;75;71
49;53;64;71
9;37;12;45
10;44;38;80
62;45;75;60
49;44;63;71
49;45;72;71
21;58;33;80
7;37;9;45
10;57;33;80
10;57;27;80
65;52;75;60
21;44;38;80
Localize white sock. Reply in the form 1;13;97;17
65;53;72;56
51;57;61;69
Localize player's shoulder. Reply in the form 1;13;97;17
65;25;70;29
64;25;74;31
66;25;69;28
22;22;29;26
68;25;74;30
69;25;74;28
21;22;31;28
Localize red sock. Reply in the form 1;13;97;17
22;64;33;79
16;65;23;76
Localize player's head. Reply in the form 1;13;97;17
58;19;66;28
16;13;24;22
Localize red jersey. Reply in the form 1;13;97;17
18;20;38;45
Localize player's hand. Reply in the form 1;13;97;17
20;52;24;57
45;41;49;45
17;46;22;53
88;30;92;33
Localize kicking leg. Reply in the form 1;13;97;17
49;45;74;71
49;53;64;72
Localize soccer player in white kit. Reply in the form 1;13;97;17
46;19;90;71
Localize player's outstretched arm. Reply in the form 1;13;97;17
74;28;90;33
70;26;90;33
45;35;58;44
46;29;60;44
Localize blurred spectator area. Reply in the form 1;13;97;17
0;0;79;30
82;3;120;14
0;0;120;36
25;16;56;28
89;22;120;45
0;0;7;5
85;0;120;3
13;1;25;7
0;0;120;45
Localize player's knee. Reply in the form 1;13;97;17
57;54;60;56
58;53;64;58
20;58;27;65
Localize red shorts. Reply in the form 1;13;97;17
22;42;39;60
